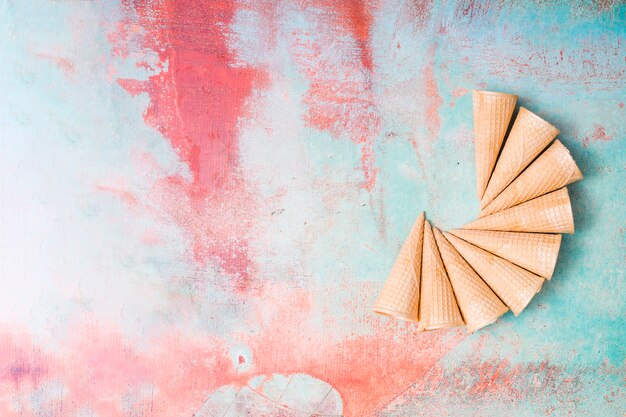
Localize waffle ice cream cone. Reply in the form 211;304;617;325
418;221;464;330
444;232;544;316
480;140;583;217
481;107;559;208
373;213;425;322
473;90;518;200
433;228;508;333
449;229;561;279
463;188;574;234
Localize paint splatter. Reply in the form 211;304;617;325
582;124;614;147
455;0;505;23
483;40;625;88
382;354;625;415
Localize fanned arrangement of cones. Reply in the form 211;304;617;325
373;90;582;333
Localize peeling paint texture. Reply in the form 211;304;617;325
0;1;624;416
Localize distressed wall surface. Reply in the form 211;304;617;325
0;1;624;416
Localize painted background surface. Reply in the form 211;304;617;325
0;1;624;416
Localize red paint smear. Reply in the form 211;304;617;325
116;1;258;189
0;325;240;417
590;125;613;142
112;0;262;289
288;1;382;190
311;0;377;71
582;124;614;147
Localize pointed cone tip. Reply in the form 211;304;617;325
518;107;560;135
548;140;584;182
372;307;419;323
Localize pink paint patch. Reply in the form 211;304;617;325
150;175;257;291
0;332;47;389
0;325;240;417
114;1;259;189
582;124;614;147
288;1;382;190
312;0;377;72
111;0;263;289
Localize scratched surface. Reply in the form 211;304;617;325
0;1;624;416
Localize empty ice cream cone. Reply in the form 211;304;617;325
373;213;425;322
463;188;574;234
433;228;508;333
473;90;518;200
481;107;559;208
480;140;583;217
449;229;561;279
444;232;544;316
418;221;465;330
